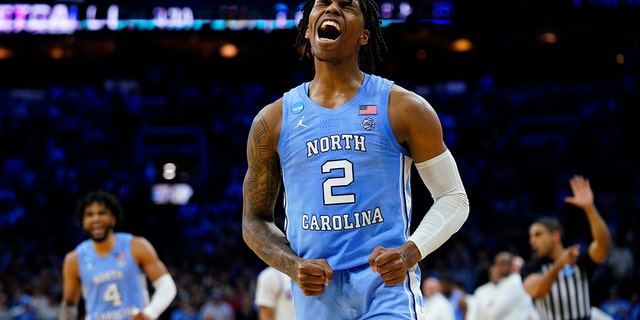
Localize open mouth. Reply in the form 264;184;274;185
318;20;341;41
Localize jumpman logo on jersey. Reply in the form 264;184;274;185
294;116;308;129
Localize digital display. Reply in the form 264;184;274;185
572;0;640;7
0;1;454;34
151;183;194;205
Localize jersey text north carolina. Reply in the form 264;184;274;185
306;134;367;157
279;74;414;270
301;207;384;231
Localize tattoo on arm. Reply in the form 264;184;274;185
246;116;279;203
243;115;297;276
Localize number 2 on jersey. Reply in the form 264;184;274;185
322;160;356;205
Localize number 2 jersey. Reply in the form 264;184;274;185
279;73;414;270
76;232;149;320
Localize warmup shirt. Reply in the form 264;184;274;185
279;73;413;270
76;233;149;320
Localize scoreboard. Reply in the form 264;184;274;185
0;1;455;34
0;0;638;34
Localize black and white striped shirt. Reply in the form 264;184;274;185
521;251;597;320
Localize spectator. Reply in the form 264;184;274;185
600;285;631;320
422;277;455;320
199;289;234;320
170;299;198;320
254;266;294;320
440;275;468;320
467;265;499;320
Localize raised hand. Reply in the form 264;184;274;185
564;175;594;211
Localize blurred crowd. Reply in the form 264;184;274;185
0;17;639;320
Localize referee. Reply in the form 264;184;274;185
521;175;612;320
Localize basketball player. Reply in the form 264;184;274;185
522;175;612;320
59;190;176;320
242;0;470;319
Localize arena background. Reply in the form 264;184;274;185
0;0;638;319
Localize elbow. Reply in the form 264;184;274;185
165;276;178;300
523;279;546;300
530;292;545;300
242;231;251;247
592;243;613;264
525;286;546;300
524;287;542;300
242;222;252;246
461;192;470;218
435;191;469;233
241;214;253;246
453;191;470;228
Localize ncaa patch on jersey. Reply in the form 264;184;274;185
292;101;304;114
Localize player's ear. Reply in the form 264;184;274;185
305;26;310;39
359;30;370;45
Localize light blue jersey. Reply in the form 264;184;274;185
76;233;149;320
280;73;413;270
280;74;424;319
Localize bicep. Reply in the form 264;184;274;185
588;240;609;264
389;89;446;163
132;237;169;282
243;105;282;221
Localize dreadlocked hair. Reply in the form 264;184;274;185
294;0;387;73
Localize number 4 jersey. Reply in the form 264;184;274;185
76;233;149;320
279;73;414;270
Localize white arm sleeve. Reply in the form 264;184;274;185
408;149;470;259
142;273;177;320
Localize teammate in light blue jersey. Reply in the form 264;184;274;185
60;190;176;320
242;0;470;319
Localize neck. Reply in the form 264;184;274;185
308;61;366;109
313;57;363;81
92;232;116;257
311;69;364;90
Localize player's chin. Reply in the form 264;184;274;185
90;230;109;242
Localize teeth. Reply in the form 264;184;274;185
321;20;340;31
